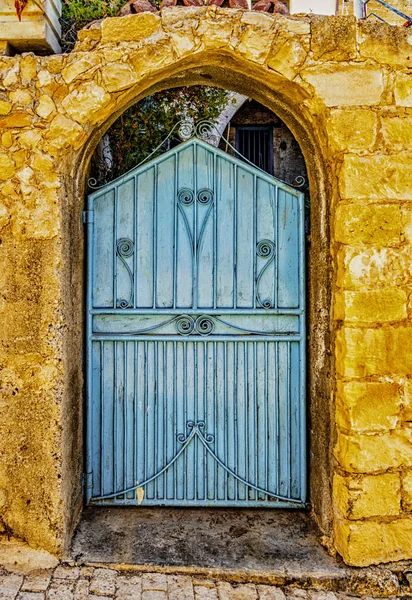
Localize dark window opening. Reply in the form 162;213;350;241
236;126;274;175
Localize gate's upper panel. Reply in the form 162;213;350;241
89;138;303;313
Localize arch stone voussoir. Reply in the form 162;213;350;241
1;7;412;568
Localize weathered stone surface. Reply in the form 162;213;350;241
258;587;286;600
45;114;86;152
327;109;377;151
335;204;403;246
142;573;168;591
301;65;384;107
217;582;258;599
341;289;407;323
61;81;111;125
61;58;99;84
267;36;307;79
0;154;15;180
311;15;356;61
334;516;412;566
333;472;401;519
359;19;412;67
89;568;117;596
340;156;412;200
394;72;412;107
22;570;52;592
167;575;194;600
35;95;56;120
101;13;161;43
338;245;412;290
337;326;412;378
101;62;138;92
0;113;31;128
336;381;401;433
193;586;218;600
403;471;412;512
0;100;12;114
335;429;412;472
380;115;412;151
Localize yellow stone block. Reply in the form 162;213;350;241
381;116;412;152
403;381;412;422
334;516;412;566
267;37;307;80
328;109;377;151
101;63;138;93
238;12;276;64
336;380;401;432
36;96;56;120
0;100;11;115
101;13;161;44
403;471;412;512
311;16;356;62
18;130;43;150
61;82;111;125
0;155;15;180
339;246;412;290
301;64;384;107
337;326;412;378
342;289;407;323
19;55;37;84
45;114;86;152
1;131;12;149
333;472;401;519
359;20;412;67
341;155;412;200
335;204;403;246
9;89;33;106
61;58;100;85
395;73;412;107
0;113;32;128
335;429;412;473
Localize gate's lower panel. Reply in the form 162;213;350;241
89;339;305;507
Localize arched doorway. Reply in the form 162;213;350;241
84;117;307;507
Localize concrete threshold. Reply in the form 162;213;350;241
68;507;412;596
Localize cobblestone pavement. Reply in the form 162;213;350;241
0;567;405;600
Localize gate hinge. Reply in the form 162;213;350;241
82;471;93;494
82;210;94;224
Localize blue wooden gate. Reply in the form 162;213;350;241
85;136;306;507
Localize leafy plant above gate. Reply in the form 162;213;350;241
89;86;230;187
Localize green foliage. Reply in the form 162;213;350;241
95;86;229;183
61;0;124;51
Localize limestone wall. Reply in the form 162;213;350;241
0;9;412;566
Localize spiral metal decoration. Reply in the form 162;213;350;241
195;315;215;336
178;120;195;141
256;239;276;310
294;175;306;188
175;315;195;336
197;189;214;205
256;239;275;259
116;237;134;309
178;188;194;206
117;238;134;258
195;120;216;139
177;421;215;444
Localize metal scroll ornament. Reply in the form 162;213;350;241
116;238;134;308
256;239;276;310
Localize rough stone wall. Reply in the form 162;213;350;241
0;9;412;566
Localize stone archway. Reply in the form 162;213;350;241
2;9;412;566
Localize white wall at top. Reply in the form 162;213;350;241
289;0;338;15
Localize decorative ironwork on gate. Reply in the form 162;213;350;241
85;129;306;508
